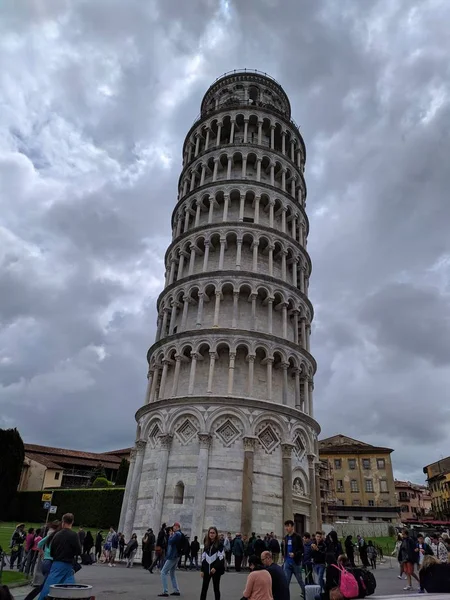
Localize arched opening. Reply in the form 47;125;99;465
174;481;185;504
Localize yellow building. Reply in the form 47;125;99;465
423;456;450;518
319;434;399;523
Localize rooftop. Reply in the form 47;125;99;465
319;434;393;455
25;443;123;469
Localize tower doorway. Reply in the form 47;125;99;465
294;513;306;534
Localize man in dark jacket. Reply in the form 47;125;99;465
190;536;200;570
311;531;326;591
398;529;420;591
283;520;305;597
232;533;245;572
253;536;266;559
302;532;314;585
262;551;290;600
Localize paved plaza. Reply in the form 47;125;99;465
10;559;442;600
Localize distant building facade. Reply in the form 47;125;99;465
395;480;432;521
319;435;399;523
18;444;131;491
423;456;450;519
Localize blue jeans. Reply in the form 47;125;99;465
283;561;306;596
161;557;179;594
314;564;325;590
39;561;75;600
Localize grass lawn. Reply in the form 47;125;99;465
370;536;397;555
0;571;29;586
0;522;43;552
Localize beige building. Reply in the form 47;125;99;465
395;480;432;521
423;456;450;519
319;435;399;523
18;444;130;491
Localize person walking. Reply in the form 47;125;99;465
24;529;42;576
142;529;155;569
38;513;82;600
23;522;61;600
158;522;182;597
95;530;104;562
150;523;168;573
190;536;200;570
311;531;326;591
398;529;420;591
109;528;119;567
254;536;266;560
118;533;125;561
344;535;355;568
9;524;26;570
302;533;314;585
125;534;138;568
367;541;377;569
357;535;369;568
393;533;405;580
224;533;233;572
282;520;305;597
431;533;449;563
20;528;36;572
200;527;225;600
242;555;273;600
233;533;245;572
268;536;280;565
261;551;289;600
242;535;250;570
325;531;343;566
77;527;86;554
83;531;94;558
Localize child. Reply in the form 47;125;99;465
367;541;377;569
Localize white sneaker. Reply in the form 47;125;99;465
109;563;112;567
397;575;403;579
403;586;412;591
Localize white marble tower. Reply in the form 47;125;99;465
120;70;320;540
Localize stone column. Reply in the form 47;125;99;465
252;241;259;272
268;245;274;276
207;352;216;393
270;125;275;149
256;158;262;182
118;447;136;533
184;208;191;231
292;259;298;287
151;435;173;531
290;140;295;162
171;355;182;396
281;207;287;233
315;461;322;531
190;170;196;192
232;291;239;328
195;202;201;227
281;168;286;192
188;352;198;395
303;377;310;414
177;252;185;280
281;131;286;155
202;241;210;272
281;362;289;405
306;323;311;353
181;296;190;330
196;292;204;328
308;454;317;533
240;437;257;536
188;246;196;275
212;159;219;182
292;310;299;344
282;303;288;338
291;177;296;198
250;293;257;331
281;250;287;281
223;194;229;221
230;120;235;144
124;440;146;539
300;318;306;349
269;200;275;227
243;119;249;143
200;164;206;186
208;198;215;223
149;366;160;402
236;238;242;270
226;156;232;179
294;369;301;409
216;122;222;147
247;354;255;396
194;134;200;157
267;297;273;333
266;357;274;401
257;121;263;145
191;433;212;541
254;196;260;224
158;359;170;399
144;369;153;404
213;291;221;327
218;238;226;269
227;352;236;395
282;443;295;523
242;155;247;178
239;194;245;221
270;164;275;186
291;215;297;241
155;314;163;341
205;128;210;151
168;301;179;335
168;260;176;285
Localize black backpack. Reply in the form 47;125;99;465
176;532;189;555
350;567;376;597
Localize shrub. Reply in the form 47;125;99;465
92;477;112;488
2;487;125;529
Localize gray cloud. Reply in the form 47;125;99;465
1;0;449;483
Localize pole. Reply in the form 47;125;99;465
44;491;54;532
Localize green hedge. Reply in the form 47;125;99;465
3;487;125;529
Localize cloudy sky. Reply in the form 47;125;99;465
1;0;449;483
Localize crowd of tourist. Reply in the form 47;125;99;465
4;519;450;599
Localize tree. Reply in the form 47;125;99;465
115;458;130;486
0;428;25;517
90;463;106;485
92;477;113;488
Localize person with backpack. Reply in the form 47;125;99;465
158;522;182;597
233;533;245;572
398;529;420;591
311;531;327;591
124;534;138;568
200;527;225;600
323;554;359;600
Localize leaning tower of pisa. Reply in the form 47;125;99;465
120;70;321;540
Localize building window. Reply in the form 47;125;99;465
352;499;361;506
348;459;356;470
377;458;386;469
334;459;342;470
354;517;363;521
336;479;344;491
365;479;374;493
380;480;388;493
54;472;60;480
368;500;375;507
401;505;409;513
174;481;185;504
362;459;371;470
351;480;359;492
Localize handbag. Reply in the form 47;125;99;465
330;587;344;600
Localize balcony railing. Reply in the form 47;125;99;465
328;505;400;514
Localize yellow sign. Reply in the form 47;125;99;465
41;493;53;502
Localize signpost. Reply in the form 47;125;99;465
42;491;54;529
49;506;57;514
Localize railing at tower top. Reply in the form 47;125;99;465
190;98;302;135
209;69;284;87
